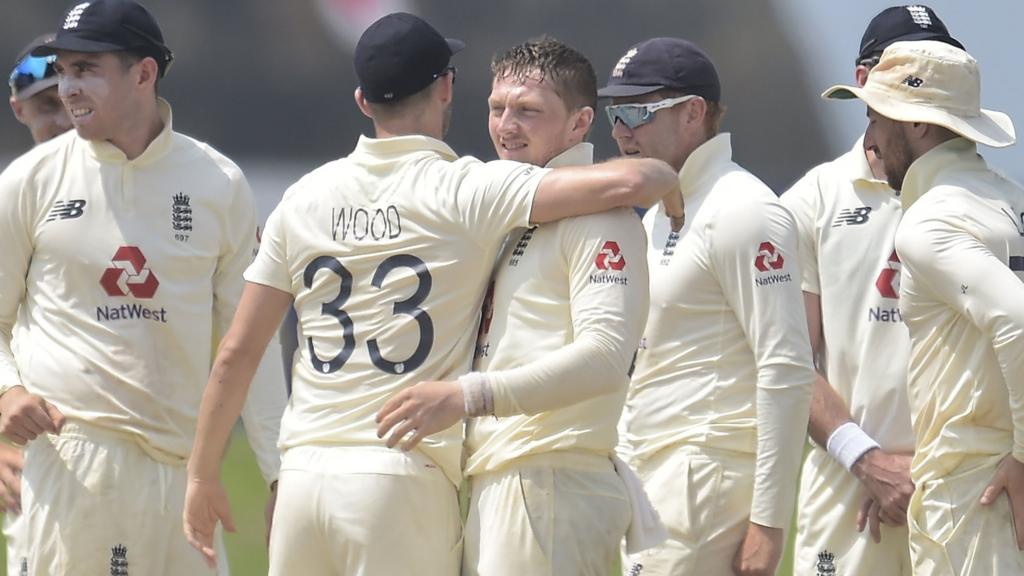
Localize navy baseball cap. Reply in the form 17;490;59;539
32;0;174;77
354;12;465;103
857;5;962;64
598;38;720;102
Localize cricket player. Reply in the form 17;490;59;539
824;39;1022;575
3;31;74;576
0;1;287;573
9;34;72;145
781;6;962;574
183;13;682;576
603;38;815;576
374;37;659;575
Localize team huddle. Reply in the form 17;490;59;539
2;1;1022;575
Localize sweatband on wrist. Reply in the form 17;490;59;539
459;372;494;417
826;421;880;471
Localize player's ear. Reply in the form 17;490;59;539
10;96;26;124
354;87;373;120
571;106;594;138
855;65;871;88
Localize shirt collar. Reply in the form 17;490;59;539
678;132;733;199
352;133;458;161
544;142;594;168
900;137;982;211
85;98;174;165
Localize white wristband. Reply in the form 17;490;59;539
826;422;880;471
459;372;494;417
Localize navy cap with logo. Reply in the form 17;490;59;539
597;38;720;102
354;12;465;104
32;0;174;77
857;5;963;64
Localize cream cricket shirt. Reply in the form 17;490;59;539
0;101;285;481
894;137;1024;485
465;143;649;475
624;134;815;528
246;135;548;485
782;137;913;452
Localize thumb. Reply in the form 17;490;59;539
980;477;1004;505
43;402;65;434
217;498;237;533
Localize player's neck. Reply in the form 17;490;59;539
108;100;164;160
373;118;444;141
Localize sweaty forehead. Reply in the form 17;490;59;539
489;75;560;103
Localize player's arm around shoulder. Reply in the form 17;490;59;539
530;157;682;225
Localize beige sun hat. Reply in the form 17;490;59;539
823;40;1015;148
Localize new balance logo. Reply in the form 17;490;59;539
832;206;872;227
902;75;924;88
906;5;932;28
46;199;87;222
63;2;90;29
627;562;644;576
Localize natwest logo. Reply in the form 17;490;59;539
875;250;901;299
100;246;159;298
754;241;784;272
595;241;626;271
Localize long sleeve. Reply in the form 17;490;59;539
896;203;1024;463
708;195;815;529
487;212;649;417
0;156;36;393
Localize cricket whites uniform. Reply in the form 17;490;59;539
462;143;648;575
782;137;914;575
621;134;815;575
0;100;286;575
893;138;1024;575
246;134;549;576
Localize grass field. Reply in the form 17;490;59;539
0;432;798;575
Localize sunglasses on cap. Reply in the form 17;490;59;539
8;54;56;94
605;94;699;130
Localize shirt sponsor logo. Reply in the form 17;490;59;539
875;250;901;299
45;199;87;222
831;206;872;227
474;282;495;359
508;226;537;267
99;246;159;298
754;241;792;287
591;240;629;285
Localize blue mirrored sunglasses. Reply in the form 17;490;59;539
605;94;699;130
8;54;57;93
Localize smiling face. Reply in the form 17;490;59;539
54;51;144;144
488;73;587;167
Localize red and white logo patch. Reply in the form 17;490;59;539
595;241;626;271
754;241;784;272
100;246;159;298
875;250;901;299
